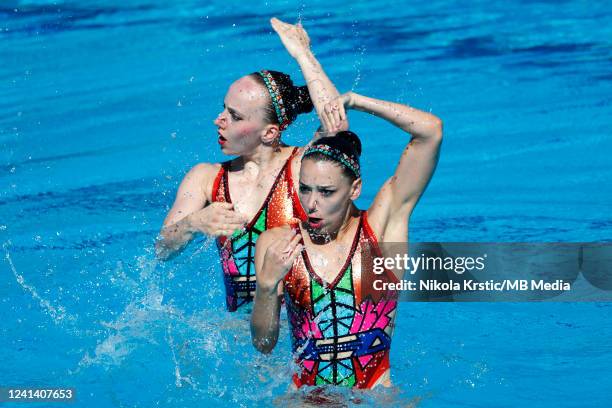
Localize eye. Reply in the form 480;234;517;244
299;184;311;194
320;189;334;197
227;108;242;121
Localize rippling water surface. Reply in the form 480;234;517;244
1;0;611;406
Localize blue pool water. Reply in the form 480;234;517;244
1;0;611;406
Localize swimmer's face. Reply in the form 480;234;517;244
298;158;361;235
214;76;278;155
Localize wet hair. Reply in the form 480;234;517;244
302;131;362;181
249;70;314;128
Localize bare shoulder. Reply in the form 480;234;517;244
188;162;221;178
183;162;222;201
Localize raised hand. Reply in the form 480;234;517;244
258;227;303;290
189;202;248;237
322;92;354;133
270;17;311;59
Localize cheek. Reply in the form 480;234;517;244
238;124;257;137
234;124;260;146
322;195;346;216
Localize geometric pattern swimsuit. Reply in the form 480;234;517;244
283;211;399;388
212;147;306;312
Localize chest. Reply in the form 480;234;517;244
306;242;357;285
301;220;364;288
226;170;282;218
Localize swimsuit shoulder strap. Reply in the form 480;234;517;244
211;161;231;202
284;146;300;175
361;210;401;285
361;211;382;257
286;146;307;221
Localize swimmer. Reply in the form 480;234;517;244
156;18;348;312
251;90;442;388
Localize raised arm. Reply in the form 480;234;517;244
271;18;348;136
329;92;442;235
251;227;302;353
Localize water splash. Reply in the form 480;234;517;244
166;323;196;389
4;241;73;324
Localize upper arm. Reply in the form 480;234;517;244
367;129;442;235
162;163;218;227
390;130;442;211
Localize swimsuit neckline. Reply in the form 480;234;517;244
300;213;363;288
223;147;298;231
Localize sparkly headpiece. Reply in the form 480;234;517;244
303;143;361;179
258;70;291;130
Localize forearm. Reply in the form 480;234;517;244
250;283;282;354
295;50;341;128
155;215;196;261
350;93;442;141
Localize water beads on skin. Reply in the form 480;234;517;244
311;255;329;268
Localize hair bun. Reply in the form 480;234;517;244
336;130;362;158
293;85;314;115
313;131;362;161
251;70;314;127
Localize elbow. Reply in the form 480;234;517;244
251;334;277;354
252;339;275;354
430;117;443;142
412;116;443;144
250;320;278;354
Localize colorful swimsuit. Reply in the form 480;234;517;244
283;212;399;389
212;147;306;312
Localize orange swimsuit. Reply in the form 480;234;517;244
283;212;399;388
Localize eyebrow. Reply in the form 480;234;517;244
223;103;243;117
300;182;335;189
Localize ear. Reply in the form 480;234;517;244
261;124;281;145
349;178;362;201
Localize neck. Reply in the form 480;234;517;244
236;143;287;174
306;204;359;245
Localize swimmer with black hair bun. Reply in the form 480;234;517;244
251;89;443;388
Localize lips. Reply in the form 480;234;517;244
307;217;323;229
218;132;227;146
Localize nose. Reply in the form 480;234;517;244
214;111;226;127
305;193;318;213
